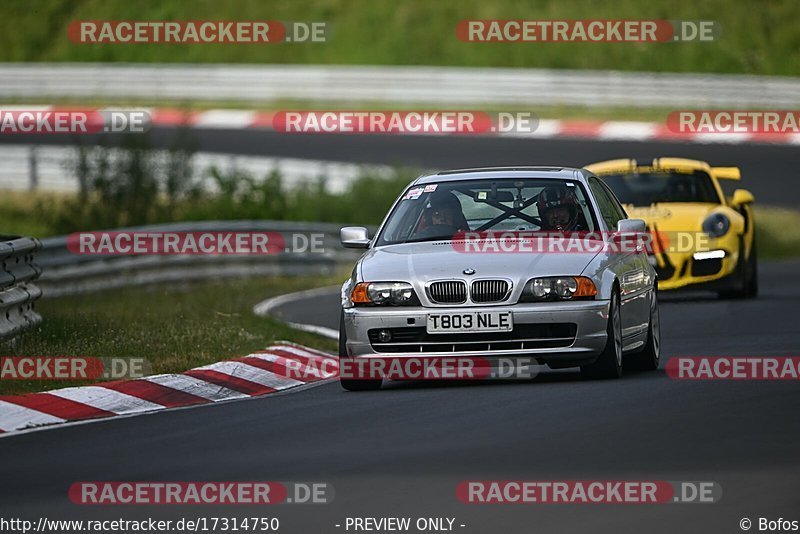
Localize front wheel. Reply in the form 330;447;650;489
744;238;758;298
631;286;660;371
581;291;623;379
719;237;757;300
338;309;382;391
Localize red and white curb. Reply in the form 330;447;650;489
0;342;337;436
7;106;800;145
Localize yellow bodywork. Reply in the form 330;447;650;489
585;158;756;291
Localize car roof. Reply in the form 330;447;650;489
585;158;741;181
414;166;590;185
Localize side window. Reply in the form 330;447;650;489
588;177;624;230
599;179;629;220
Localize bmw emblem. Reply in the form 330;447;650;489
463;268;476;275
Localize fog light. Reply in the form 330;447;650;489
377;330;392;342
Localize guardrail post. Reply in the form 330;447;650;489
28;145;39;191
0;236;43;341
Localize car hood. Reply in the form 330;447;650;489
624;202;719;231
359;241;600;283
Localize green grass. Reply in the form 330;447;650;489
0;191;62;238
1;0;798;75
0;275;341;395
755;206;800;260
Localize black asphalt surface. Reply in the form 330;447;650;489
2;128;799;531
1;260;798;533
2;127;800;207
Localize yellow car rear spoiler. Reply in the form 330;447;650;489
711;167;741;180
586;158;742;181
583;159;636;175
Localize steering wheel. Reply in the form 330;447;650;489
413;224;459;240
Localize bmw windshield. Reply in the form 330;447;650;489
376;179;598;246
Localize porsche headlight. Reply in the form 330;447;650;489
520;276;597;302
351;282;419;306
702;213;730;238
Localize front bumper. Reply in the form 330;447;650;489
653;246;740;291
343;300;610;366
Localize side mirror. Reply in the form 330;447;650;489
731;189;755;206
340;227;370;249
612;219;647;250
616;219;646;234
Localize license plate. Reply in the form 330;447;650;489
426;311;513;334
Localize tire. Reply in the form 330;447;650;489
719;236;757;300
338;309;382;391
631;286;660;371
581;290;623;379
744;238;758;298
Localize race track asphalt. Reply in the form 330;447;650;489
2;127;799;532
1;260;798;533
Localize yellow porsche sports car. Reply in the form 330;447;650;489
584;158;757;298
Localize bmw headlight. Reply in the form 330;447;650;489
351;282;419;306
702;213;730;238
520;276;597;302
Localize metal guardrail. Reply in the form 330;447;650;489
36;220;364;297
2;63;800;108
0;236;43;340
0;144;395;194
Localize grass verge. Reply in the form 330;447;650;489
0;0;798;76
755;206;800;260
0;275;342;395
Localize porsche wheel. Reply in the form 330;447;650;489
744;238;758;298
719;237;757;300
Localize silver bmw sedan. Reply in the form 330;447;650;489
338;167;660;390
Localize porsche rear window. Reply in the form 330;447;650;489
601;170;721;206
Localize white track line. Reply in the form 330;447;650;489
145;373;248;401
195;360;305;390
274;342;339;360
194;110;258;128
599;121;658;140
267;344;334;364
0;400;65;432
246;353;338;380
47;386;165;415
253;287;341;341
